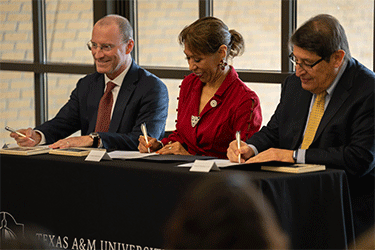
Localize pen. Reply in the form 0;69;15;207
5;126;35;142
236;131;241;163
141;123;151;153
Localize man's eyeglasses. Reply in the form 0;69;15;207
87;41;116;52
289;53;324;70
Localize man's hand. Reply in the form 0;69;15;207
246;148;294;164
138;136;162;152
10;128;41;147
49;136;93;149
227;140;255;163
157;141;190;155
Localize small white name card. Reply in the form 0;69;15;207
189;160;221;173
85;150;112;162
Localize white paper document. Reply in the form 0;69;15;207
108;150;157;159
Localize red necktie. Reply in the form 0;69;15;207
95;82;116;132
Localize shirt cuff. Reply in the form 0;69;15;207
296;149;306;164
98;139;103;148
160;138;170;147
35;130;45;145
248;144;259;156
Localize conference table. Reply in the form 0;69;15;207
1;153;354;249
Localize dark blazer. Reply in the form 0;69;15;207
36;60;169;150
247;58;374;236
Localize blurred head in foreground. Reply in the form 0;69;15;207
164;173;290;249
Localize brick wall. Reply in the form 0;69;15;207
298;0;373;68
0;0;373;146
1;70;34;145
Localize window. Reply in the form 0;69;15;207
1;71;35;146
138;0;198;67
1;0;374;145
297;0;374;69
245;83;281;127
47;73;86;118
46;0;93;64
215;0;282;70
0;0;33;61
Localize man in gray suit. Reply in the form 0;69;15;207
10;15;168;150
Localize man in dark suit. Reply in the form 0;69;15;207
10;15;168;150
227;14;374;239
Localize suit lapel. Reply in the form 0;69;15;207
291;88;312;149
109;61;139;132
88;74;105;133
315;64;352;140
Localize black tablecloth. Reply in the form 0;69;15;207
0;154;354;249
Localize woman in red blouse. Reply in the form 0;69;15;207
138;16;262;159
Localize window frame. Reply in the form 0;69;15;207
0;0;373;126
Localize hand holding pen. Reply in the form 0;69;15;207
141;123;151;153
227;134;255;163
6;126;35;142
236;131;241;163
6;126;41;147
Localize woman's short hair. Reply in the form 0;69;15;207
290;14;351;61
178;16;245;60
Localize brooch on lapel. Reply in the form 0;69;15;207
191;115;200;128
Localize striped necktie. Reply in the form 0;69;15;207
300;91;327;149
95;82;116;132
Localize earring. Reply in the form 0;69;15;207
219;59;227;70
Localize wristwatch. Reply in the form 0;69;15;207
89;132;100;148
292;150;298;162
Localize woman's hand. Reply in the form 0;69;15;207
157;141;191;155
